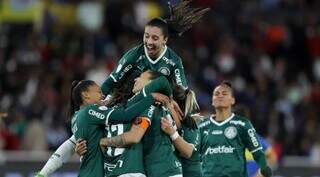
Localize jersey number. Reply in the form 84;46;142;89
106;124;125;156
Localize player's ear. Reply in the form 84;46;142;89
231;97;235;105
81;91;90;101
163;36;168;45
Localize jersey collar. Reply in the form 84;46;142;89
144;45;167;64
210;113;235;126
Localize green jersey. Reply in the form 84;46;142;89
142;106;182;177
179;124;202;177
199;114;265;177
71;95;155;177
104;124;145;177
102;44;187;95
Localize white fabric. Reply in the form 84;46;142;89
39;136;76;176
118;173;146;177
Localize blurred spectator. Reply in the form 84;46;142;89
21;117;47;151
0;0;319;164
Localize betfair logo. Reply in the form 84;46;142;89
205;145;235;155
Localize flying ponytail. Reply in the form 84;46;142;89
165;0;210;37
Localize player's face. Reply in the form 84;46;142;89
212;85;235;109
143;26;168;59
82;83;104;105
132;71;152;93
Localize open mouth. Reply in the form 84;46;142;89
146;45;156;53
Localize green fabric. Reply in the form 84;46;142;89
104;124;145;177
179;124;202;177
102;44;187;95
142;106;182;177
199;114;266;177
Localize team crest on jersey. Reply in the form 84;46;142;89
224;126;237;139
159;67;170;76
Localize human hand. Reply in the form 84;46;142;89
75;139;87;156
161;117;176;136
151;93;170;105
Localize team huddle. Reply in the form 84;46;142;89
36;2;272;177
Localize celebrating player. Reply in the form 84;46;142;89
198;81;273;177
101;1;209;96
160;85;203;177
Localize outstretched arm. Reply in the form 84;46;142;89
37;136;76;177
100;117;150;148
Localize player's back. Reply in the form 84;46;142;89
142;106;182;177
72;105;106;177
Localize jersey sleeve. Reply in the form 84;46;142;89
108;95;155;124
242;121;263;153
242;120;268;169
101;46;139;95
137;105;156;125
126;76;172;106
143;76;172;97
84;105;115;126
181;127;201;158
173;57;188;89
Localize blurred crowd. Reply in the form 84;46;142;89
0;0;320;165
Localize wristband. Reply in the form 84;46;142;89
170;131;179;141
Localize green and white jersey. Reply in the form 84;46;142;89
102;44;187;95
199;113;264;177
71;104;114;177
71;97;155;177
179;124;202;177
104;124;145;177
142;106;182;177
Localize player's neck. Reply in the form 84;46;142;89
150;46;165;60
215;109;232;122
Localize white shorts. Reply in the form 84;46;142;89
118;173;146;177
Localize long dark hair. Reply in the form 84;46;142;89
146;1;210;37
107;69;161;107
68;80;95;117
107;70;141;107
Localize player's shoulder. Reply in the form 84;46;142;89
82;104;112;114
128;43;144;52
166;46;182;61
229;114;251;127
198;116;212;129
123;44;144;58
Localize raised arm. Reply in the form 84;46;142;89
100;105;156;148
101;46;139;95
161;117;194;158
128;76;173;105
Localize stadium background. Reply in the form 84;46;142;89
0;0;319;176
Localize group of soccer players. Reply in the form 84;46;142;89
36;1;273;177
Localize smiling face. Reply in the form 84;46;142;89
212;84;235;109
143;26;168;59
82;83;105;105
